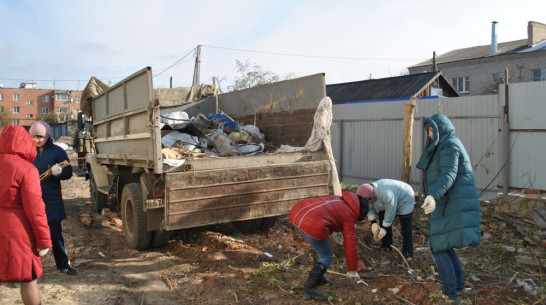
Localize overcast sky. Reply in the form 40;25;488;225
1;0;544;91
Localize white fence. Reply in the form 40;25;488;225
331;81;546;200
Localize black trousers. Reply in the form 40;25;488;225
48;220;71;270
378;211;414;258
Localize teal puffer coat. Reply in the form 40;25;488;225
416;114;481;253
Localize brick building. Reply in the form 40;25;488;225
408;21;546;95
0;83;82;127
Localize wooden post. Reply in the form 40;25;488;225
401;99;416;183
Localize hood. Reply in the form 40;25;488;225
416;114;456;170
0;125;37;162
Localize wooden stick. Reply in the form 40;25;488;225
390;245;411;271
326;270;368;286
39;160;70;181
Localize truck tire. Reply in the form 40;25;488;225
121;183;151;250
89;170;108;214
259;216;279;230
233;219;263;233
150;230;173;248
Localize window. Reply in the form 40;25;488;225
43;95;49;102
75;96;80;103
27;101;33;105
0;106;4;112
26;114;33;118
13;120;19;125
0;93;3;100
56;93;70;101
42;108;49;114
13;106;20;113
452;76;470;93
13;94;20;101
532;68;546;81
57;107;68;113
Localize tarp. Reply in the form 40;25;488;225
153;84;217;107
80;77;110;117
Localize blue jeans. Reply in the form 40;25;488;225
299;231;333;268
432;248;465;300
49;220;71;270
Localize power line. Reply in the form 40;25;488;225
203;45;425;61
153;47;196;78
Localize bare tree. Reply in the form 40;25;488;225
228;59;295;91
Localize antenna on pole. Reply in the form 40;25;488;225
192;45;201;86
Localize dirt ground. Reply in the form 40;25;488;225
1;151;545;305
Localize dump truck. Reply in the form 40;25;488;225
85;67;333;250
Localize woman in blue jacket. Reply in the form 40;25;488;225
416;114;481;302
356;179;415;258
30;121;77;276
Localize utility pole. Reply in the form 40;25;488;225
192;45;201;87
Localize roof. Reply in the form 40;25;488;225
410;39;531;68
326;72;458;104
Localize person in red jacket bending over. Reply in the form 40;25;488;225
289;191;369;301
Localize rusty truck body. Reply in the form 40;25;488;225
86;67;332;249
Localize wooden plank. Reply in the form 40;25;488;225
164;160;330;230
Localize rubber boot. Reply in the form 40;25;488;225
316;274;333;286
303;262;329;301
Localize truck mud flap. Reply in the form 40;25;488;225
164;160;330;230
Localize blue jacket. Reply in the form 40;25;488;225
366;179;415;227
32;138;73;222
416;114;481;253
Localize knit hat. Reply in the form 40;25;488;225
29;121;51;139
356;183;374;199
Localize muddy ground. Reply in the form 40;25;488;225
1;151;545;304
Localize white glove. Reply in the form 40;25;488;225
38;248;50;256
371;223;380;238
345;271;361;280
421;195;436;214
377;228;386;240
51;164;63;176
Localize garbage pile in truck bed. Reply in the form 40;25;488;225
160;111;272;167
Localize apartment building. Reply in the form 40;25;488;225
408;21;546;95
0;83;82;127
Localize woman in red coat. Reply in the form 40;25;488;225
289;191;368;300
0;125;52;305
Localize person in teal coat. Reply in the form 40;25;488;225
416;114;481;303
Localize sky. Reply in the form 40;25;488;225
1;0;545;92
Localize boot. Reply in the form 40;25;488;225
316;274;333;286
303;262;329;301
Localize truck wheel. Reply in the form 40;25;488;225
259;216;279;230
150;230;173;248
121;183;151;250
233;219;263;233
89;170;108;214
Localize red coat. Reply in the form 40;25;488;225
289;191;361;271
0;125;52;282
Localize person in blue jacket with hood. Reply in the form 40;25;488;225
30;121;77;276
416;114;481;303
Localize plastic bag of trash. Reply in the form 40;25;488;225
240;125;265;143
161;111;190;129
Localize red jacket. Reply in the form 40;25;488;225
0;125;52;282
289;191;361;271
